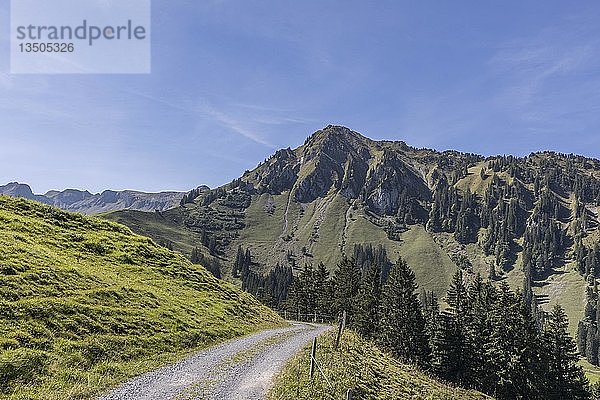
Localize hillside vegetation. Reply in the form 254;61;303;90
268;329;490;400
0;196;282;400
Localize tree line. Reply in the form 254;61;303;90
294;256;590;399
234;240;590;399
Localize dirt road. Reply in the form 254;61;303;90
98;323;330;400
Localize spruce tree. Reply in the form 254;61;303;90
433;268;471;384
431;310;463;381
353;264;381;338
314;262;332;316
332;257;361;319
378;257;429;366
544;305;590;399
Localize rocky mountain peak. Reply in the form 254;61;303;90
302;125;371;158
240;126;433;213
2;182;35;197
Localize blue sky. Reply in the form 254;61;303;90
2;1;600;193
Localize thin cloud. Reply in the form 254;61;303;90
117;88;294;148
199;103;276;148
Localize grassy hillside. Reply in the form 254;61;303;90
268;329;490;400
104;186;591;335
101;207;206;256
106;193;461;299
0;196;283;400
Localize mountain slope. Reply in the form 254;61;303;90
0;182;190;214
104;125;600;333
268;329;490;400
0;195;282;400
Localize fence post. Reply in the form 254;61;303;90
284;310;287;320
309;337;317;379
335;310;347;349
346;389;352;399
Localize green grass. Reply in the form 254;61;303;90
0;196;283;400
396;226;458;299
302;194;348;268
102;207;206;257
268;329;491;400
238;192;295;272
238;191;461;299
106;192;463;298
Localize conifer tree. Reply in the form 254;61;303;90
378;257;429;366
353;264;381;338
421;290;440;344
431;310;464;382
431;269;470;384
332;257;361;319
314;262;332;316
544;305;590;399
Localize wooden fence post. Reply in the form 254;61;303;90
335;310;347;349
309;337;317;379
346;389;352;399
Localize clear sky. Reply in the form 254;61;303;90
2;1;600;193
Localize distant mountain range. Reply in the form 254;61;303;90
0;182;193;214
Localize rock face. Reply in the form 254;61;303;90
0;182;186;214
243;125;469;214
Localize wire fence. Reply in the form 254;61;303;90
275;309;337;324
307;311;353;400
273;309;354;399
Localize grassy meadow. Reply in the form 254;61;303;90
0;196;283;400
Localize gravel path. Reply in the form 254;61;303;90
98;323;330;400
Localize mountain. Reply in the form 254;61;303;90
0;195;282;399
104;125;600;336
0;182;197;214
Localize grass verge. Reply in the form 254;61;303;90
268;329;490;400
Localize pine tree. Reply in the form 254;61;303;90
332;257;361;319
191;247;201;264
449;268;474;383
447;269;468;319
431;311;463;382
463;274;495;390
353;264;381;338
483;283;542;399
431;269;470;383
314;262;332;316
421;290;439;344
544;305;590;399
233;245;244;278
378;257;429;366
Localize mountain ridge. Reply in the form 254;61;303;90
0;182;199;214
